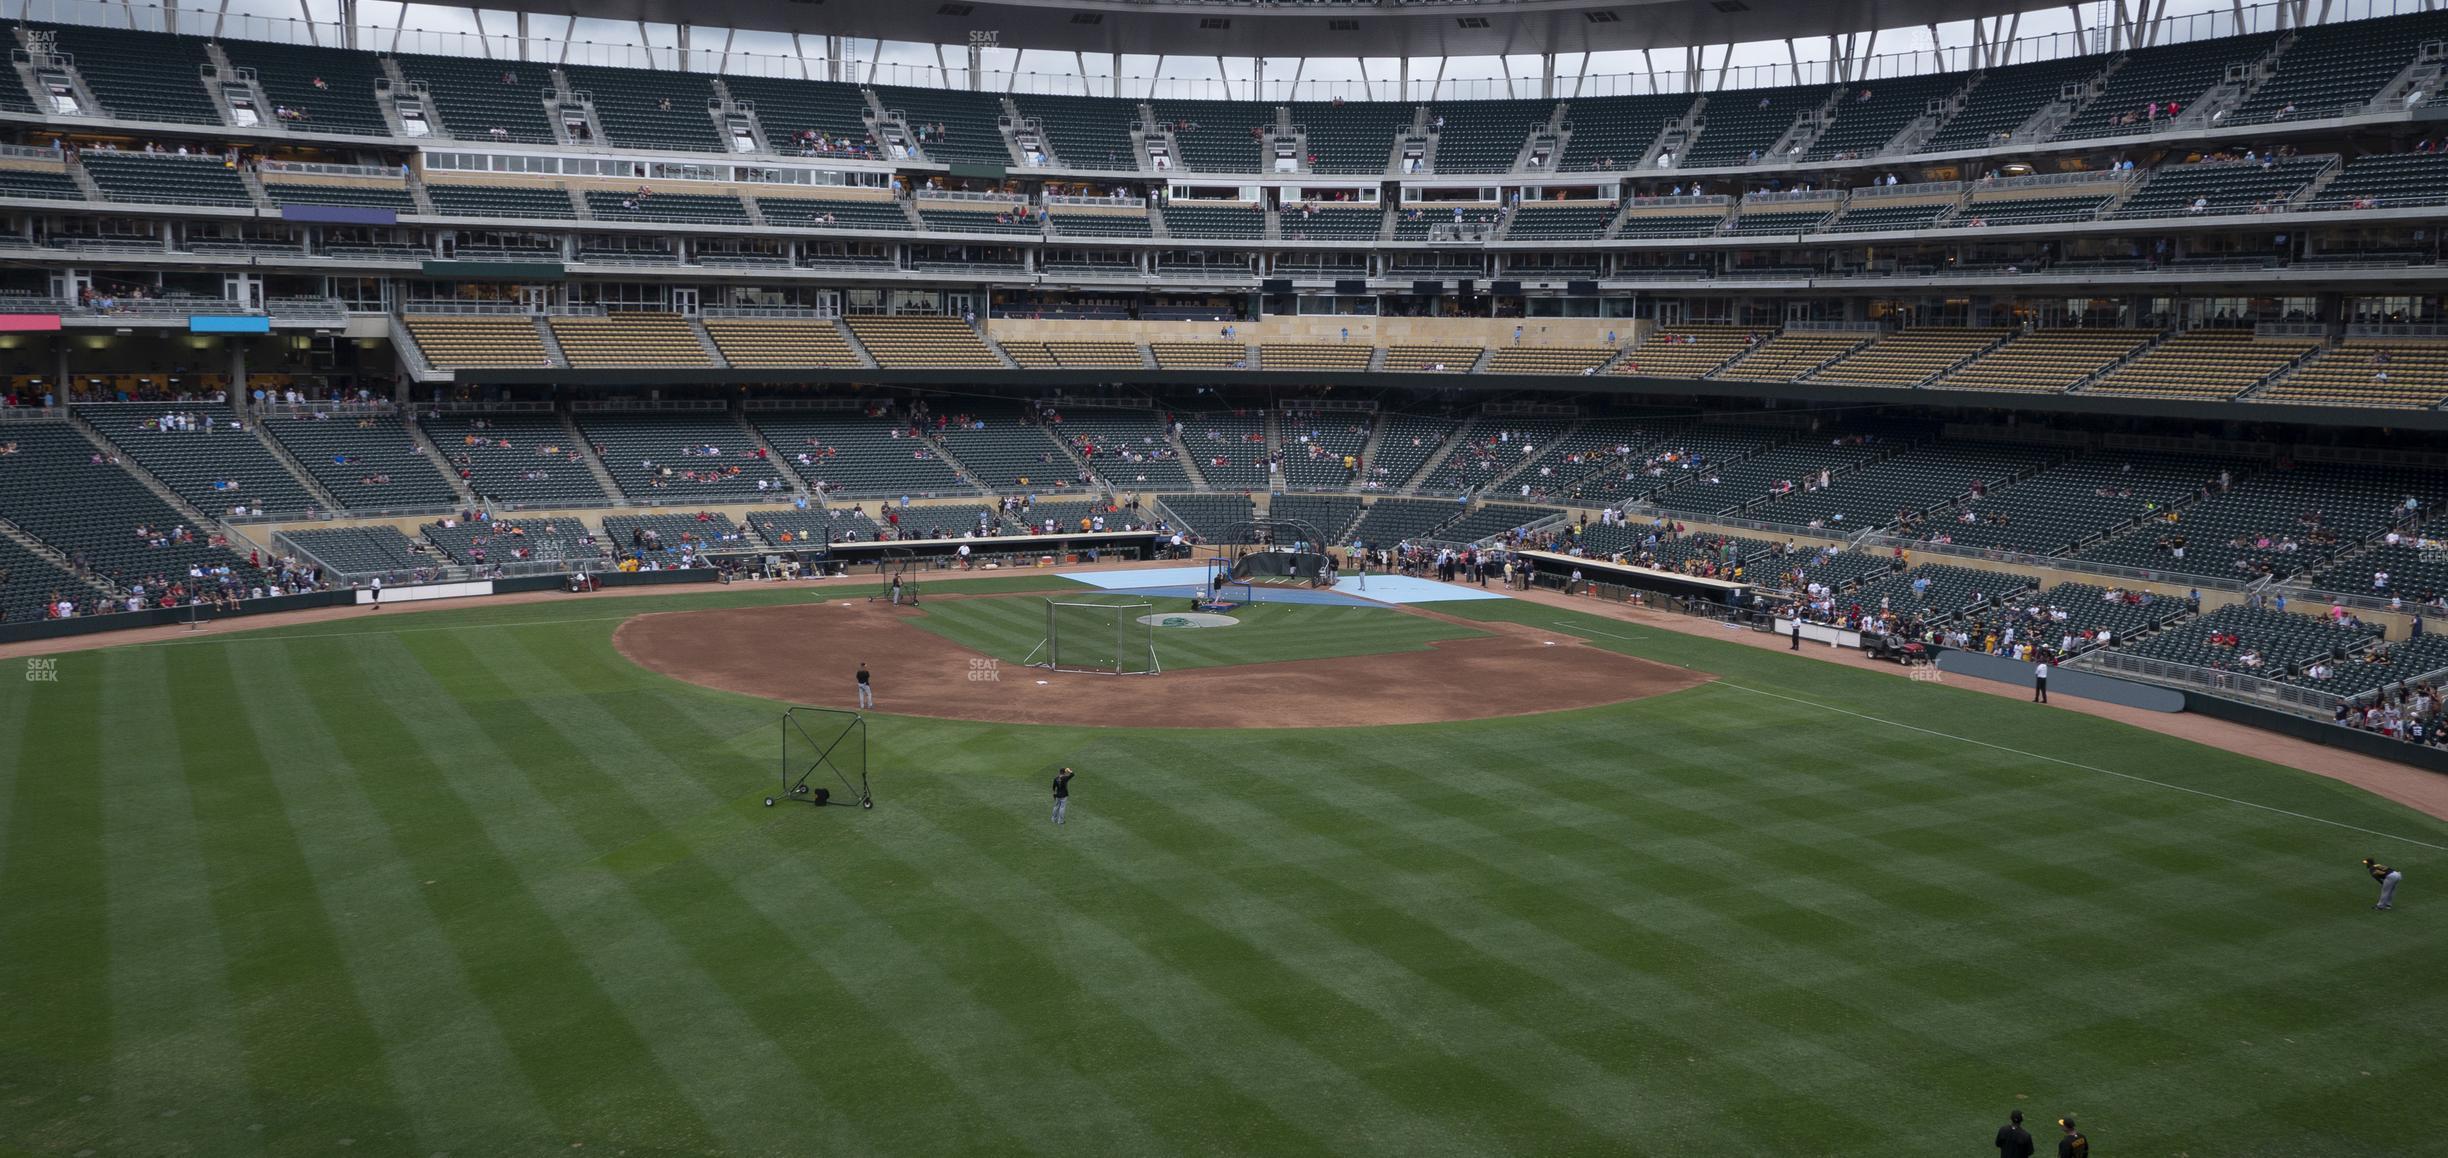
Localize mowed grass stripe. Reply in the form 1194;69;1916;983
163;646;416;1151
850;771;1436;1155
905;595;1482;671
1065;755;1795;1152
102;652;262;1154
1087;731;1920;1147
291;637;727;1153
239;642;559;1152
474;628;1049;1155
510;632;1294;1154
389;629;945;1155
918;767;1626;1157
0;658;110;1154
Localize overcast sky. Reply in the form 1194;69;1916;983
41;0;2410;99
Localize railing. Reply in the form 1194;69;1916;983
0;142;68;163
569;398;727;412
1047;193;1146;208
14;0;2442;103
2344;322;2448;339
1621;194;1730;208
1854;531;2253;591
1740;188;1843;204
700;305;834;319
258;159;400;180
397;299;537;315
2255;321;2334;339
915;189;1034;206
1849;179;1962;200
267;297;347;321
1969;169;2137;193
2078;649;2347;715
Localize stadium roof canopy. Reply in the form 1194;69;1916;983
402;0;2048;60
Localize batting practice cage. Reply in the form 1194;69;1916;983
1214;517;1335;589
1024;598;1161;674
867;546;920;605
767;704;874;808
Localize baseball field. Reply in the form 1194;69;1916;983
4;575;2444;1156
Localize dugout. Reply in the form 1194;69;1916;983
1514;549;1757;611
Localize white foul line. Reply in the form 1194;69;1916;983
1705;679;2448;853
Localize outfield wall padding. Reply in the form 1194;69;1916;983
1935;648;2186;713
0;590;348;644
2182;690;2448;776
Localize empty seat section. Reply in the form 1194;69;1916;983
1150;342;1249;369
1180;411;1272;489
284;526;433;576
1158;202;1265;237
1157;493;1255;539
1507;201;1620;239
1556;94;1693;170
80;152;253;207
549;315;714;369
917;205;1041;235
1381;346;1481;373
1957;189;2113;226
1807;74;1962;160
722;75;878;157
1427;99;1552;172
0;422;262;589
1811;329;2009;387
845;315;1005;369
701;318;864;369
2057;32;2279;139
39;23;218;124
423;514;606;565
581;414;791;499
404;315;555;368
0;165;86;200
76;404;318;515
1822;199;1954;232
1054;409;1191;489
1011;93;1138;169
2111;155;2333;217
1001;341;1142;369
1149;100;1270;171
749;410;969;497
1610;206;1728;239
561;64;722;151
1723;204;1836;235
1277;205;1382;241
1485;347;1616;374
262;411;461;510
2309;150;2448;209
603;512;751;554
1412;417;1576;496
2255;341;2448;408
1048;208;1151;237
583;190;749;224
1922;57;2102;152
219;39;389;135
395;54;559;143
2086;331;2314;399
873;85;1013;166
934;408;1083;491
1288;100;1411;174
1616;327;1772;377
2119;604;2378;670
758;195;911;230
418;413;608;506
1937;329;2158;393
264;181;414;210
424;182;576;218
1918;451;2237;555
1363;414;1461;488
1684;85;1827;167
1713;331;1869;382
1261;343;1372;372
1350;496;1471;542
1757;441;2061;528
2075;463;2445;580
2231;12;2448;125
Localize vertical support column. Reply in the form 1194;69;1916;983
516;11;529;62
228;338;247;404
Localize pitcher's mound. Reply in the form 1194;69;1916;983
1139;611;1239;628
615;601;1710;729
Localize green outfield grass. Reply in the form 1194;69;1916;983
903;592;1484;670
3;579;2444;1157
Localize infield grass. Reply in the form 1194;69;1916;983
3;578;2444;1157
903;591;1484;670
